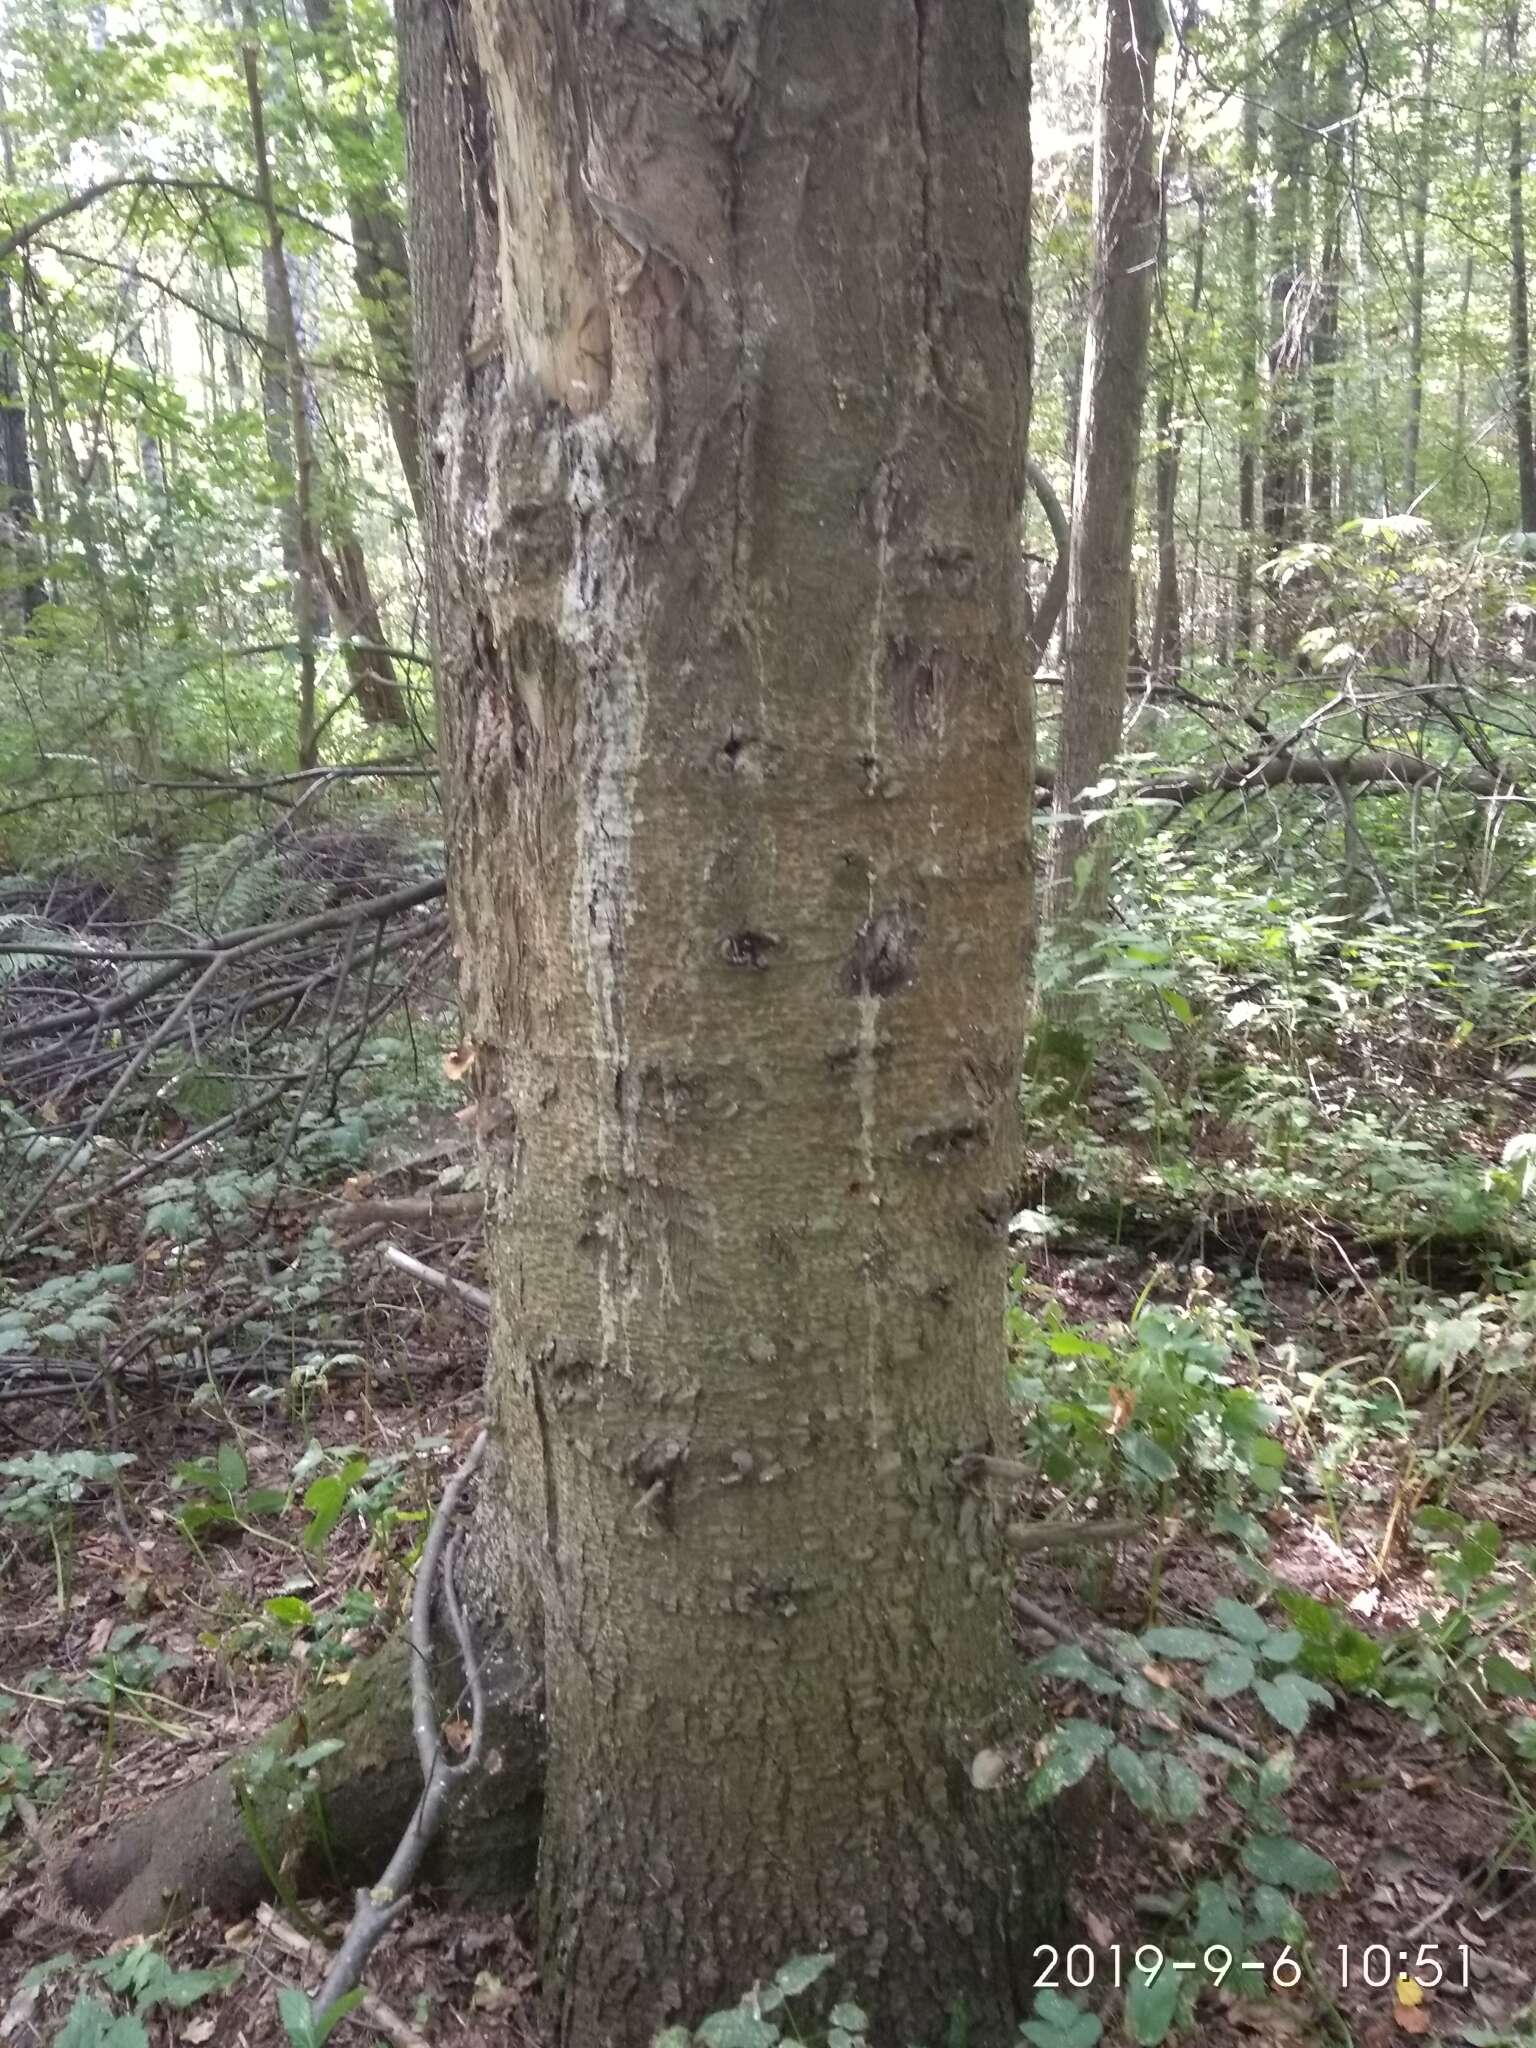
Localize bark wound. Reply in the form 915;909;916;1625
844;907;920;998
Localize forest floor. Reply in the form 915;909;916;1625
3;836;1536;2048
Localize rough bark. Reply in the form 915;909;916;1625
1045;0;1164;932
1510;4;1536;530
403;1;1054;2043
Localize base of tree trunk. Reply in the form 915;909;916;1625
47;1630;544;1939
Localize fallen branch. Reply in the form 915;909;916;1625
382;1244;491;1316
301;1432;488;2032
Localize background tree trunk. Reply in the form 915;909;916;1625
1046;0;1165;933
402;1;1054;2042
1235;0;1262;660
1509;4;1536;529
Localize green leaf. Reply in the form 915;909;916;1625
1484;1655;1536;1701
54;1997;150;2048
772;1954;834;1997
1239;1835;1339;1894
276;1987;364;2048
1202;1649;1257;1700
1159;1755;1205;1821
696;2013;780;2048
1459;1520;1502;1580
1210;1599;1270;1646
1026;1722;1114;1808
302;1456;368;1553
1190;1879;1245;1955
1124;1958;1184;2045
829;2005;868;2033
216;1441;247;1498
1140;1626;1225;1662
1028;1644;1124;1698
1121;1432;1179;1484
1210;1505;1269;1553
1020;1987;1103;2048
263;1597;315;1629
1108;1743;1165;1817
1247;1884;1307;1944
1253;1672;1329;1735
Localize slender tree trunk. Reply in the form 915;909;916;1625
1235;0;1261;660
0;75;44;625
1455;29;1491;463
320;531;410;727
243;36;321;770
1510;4;1536;529
402;2;1054;2042
0;272;45;626
299;0;424;521
1404;0;1437;503
1046;0;1165;932
1262;13;1312;646
1151;191;1206;679
1311;31;1348;534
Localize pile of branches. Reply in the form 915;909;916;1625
0;828;447;1254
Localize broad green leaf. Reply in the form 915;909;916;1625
772;1954;833;1997
1108;1743;1165;1817
1159;1755;1205;1821
1026;1722;1113;1808
1239;1835;1338;1894
1124;1958;1184;2045
1121;1433;1179;1484
696;2012;780;2048
216;1442;247;1497
1485;1654;1536;1700
1140;1626;1225;1662
1202;1649;1257;1700
1210;1599;1270;1646
54;1998;149;2048
1020;1987;1103;2048
1253;1673;1329;1735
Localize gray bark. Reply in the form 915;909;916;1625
402;0;1056;2042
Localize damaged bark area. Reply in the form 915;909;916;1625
404;2;1054;2042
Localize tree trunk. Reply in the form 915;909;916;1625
1235;0;1261;660
1151;187;1206;681
320;530;411;727
244;36;321;771
299;0;425;522
1403;0;1437;504
402;1;1054;2042
1311;30;1348;535
1510;4;1536;530
1262;10;1312;651
1045;0;1164;933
